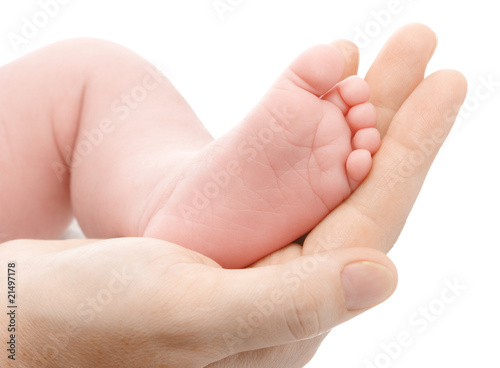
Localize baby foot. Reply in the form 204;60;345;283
143;44;379;268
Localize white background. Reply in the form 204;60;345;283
1;0;498;367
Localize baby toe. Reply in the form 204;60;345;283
346;102;377;132
352;127;381;155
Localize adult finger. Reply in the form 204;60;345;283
365;23;438;136
304;70;467;254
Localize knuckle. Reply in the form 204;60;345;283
284;289;322;341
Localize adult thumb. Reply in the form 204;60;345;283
212;247;397;356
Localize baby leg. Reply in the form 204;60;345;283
0;39;211;241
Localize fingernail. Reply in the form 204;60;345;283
341;261;396;311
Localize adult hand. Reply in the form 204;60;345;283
221;23;467;367
1;236;395;368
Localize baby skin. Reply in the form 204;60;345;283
0;39;379;268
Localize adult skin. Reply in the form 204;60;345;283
0;24;466;368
